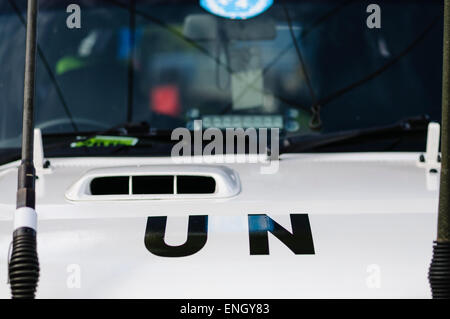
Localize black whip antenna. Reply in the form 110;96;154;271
8;0;40;299
428;0;450;299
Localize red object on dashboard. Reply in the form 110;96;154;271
151;85;181;117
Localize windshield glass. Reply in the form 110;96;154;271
0;0;444;161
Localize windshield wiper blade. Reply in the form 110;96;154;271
96;121;151;136
282;115;430;152
63;121;153;139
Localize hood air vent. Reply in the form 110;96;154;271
66;165;239;201
89;175;217;196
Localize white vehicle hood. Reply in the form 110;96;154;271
0;153;439;298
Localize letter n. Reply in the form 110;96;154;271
145;216;208;257
248;214;315;255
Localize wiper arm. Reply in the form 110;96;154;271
282;115;430;152
311;16;439;125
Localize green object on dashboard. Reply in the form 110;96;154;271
70;136;139;148
56;56;87;75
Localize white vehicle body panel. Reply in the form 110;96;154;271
0;153;439;298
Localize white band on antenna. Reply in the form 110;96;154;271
14;207;37;231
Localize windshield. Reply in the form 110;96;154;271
0;0;444;161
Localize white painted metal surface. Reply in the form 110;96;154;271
0;153;439;298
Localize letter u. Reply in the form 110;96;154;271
145;215;208;257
